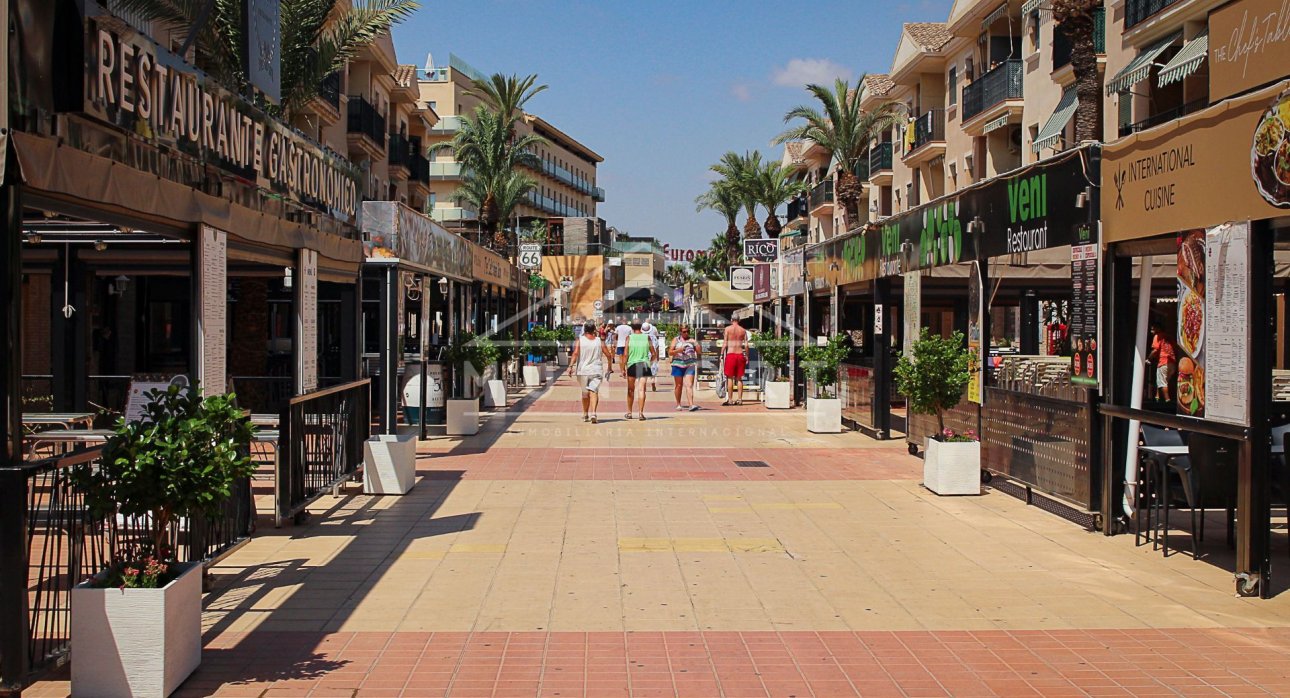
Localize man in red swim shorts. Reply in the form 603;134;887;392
721;318;748;406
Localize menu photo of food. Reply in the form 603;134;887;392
1177;230;1206;417
1253;88;1290;208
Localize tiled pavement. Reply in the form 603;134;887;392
28;371;1290;696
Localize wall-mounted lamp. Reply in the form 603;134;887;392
438;276;450;295
94;239;107;252
109;275;130;296
283;266;293;289
27;233;41;244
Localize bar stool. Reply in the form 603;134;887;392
1137;425;1184;548
1159;434;1236;559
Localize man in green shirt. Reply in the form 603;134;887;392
621;320;658;421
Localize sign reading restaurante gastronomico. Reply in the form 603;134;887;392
84;17;360;221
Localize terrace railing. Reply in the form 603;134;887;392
275;379;371;527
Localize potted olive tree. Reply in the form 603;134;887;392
895;329;978;495
446;332;497;435
752;330;792;409
72;384;254;698
798;335;849;432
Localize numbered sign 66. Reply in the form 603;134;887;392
519;243;542;270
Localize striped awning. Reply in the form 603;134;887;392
1032;85;1078;153
983;2;1010;27
1106;31;1182;94
1158;29;1208;87
1021;0;1044;14
982;114;1012;133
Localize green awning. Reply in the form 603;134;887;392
1033;85;1078;153
1106;31;1181;95
1158;29;1208;87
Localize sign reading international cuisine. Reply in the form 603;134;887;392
1102;79;1290;241
85;18;360;220
813;148;1096;284
1209;0;1290;103
744;238;780;263
361;202;472;280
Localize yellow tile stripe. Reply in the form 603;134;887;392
706;502;843;512
448;543;508;553
618;537;784;553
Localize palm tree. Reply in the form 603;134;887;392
467;73;548;131
695;181;743;268
710;151;764;238
490;170;541;255
116;0;419;117
690;236;730;281
755;162;810;238
664;262;699;288
773;77;903;230
432;105;545;251
1052;0;1104;142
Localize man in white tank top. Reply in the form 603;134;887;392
570;321;613;423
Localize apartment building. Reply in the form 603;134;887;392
417;54;606;236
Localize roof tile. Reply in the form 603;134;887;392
904;22;954;51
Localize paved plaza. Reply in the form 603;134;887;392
31;372;1290;696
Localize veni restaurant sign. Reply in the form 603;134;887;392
85;19;360;220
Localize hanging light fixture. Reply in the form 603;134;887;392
94;239;107;252
438;276;449;295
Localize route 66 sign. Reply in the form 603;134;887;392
519;243;542;270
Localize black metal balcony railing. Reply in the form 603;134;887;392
346;95;386;149
410;153;430;183
854;153;870;181
1119;98;1207;137
1053;8;1106;71
318;72;341;110
1125;0;1183;30
786;194;809;222
869;142;893;174
388;133;410;169
962;59;1024;121
809;179;835;210
909;109;946;154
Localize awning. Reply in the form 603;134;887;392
1021;0;1044;14
1032;85;1078;152
982;114;1012;134
1106;31;1181;94
982;2;1009;28
1158;28;1208;87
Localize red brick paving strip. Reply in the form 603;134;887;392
414;448;921;481
133;628;1290;697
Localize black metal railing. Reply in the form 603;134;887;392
1126;0;1182;29
410;152;430;183
0;446;253;691
854;153;870;181
346;96;386;150
388;133;410;170
809;179;834;210
318;72;341;111
962;59;1024;121
909;109;946;153
786;195;809;222
1053;8;1106;71
1118;98;1207;137
869;142;893;174
275;379;371;527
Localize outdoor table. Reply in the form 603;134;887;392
21;412;96;433
23;429;114;458
250;414;279;427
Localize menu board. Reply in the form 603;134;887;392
199;226;227;394
967;262;983;404
903;272;920;355
1070;243;1099;387
1201;222;1251;426
297;249;319;393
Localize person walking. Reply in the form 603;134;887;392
1148;323;1177;403
670;325;701;411
621;320;658;420
721;318;749;406
570;321;613;423
641;321;662;391
613;317;632;367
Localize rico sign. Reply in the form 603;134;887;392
743;238;779;262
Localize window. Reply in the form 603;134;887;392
948;67;958;106
429;101;437;111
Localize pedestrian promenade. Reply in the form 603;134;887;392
29;371;1290;696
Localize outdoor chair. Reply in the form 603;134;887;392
1136;425;1185;548
1157;434;1237;559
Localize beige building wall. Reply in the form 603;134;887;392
541;255;609;322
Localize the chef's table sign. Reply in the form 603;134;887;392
1101;78;1290;244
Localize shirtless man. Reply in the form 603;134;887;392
721;318;749;406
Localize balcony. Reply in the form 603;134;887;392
525;192;581;218
904;110;946;165
428;115;464;134
592;187;606;203
429;206;477;223
387;133;411;176
962;60;1023;131
853;153;870;181
427;162;464;179
346;95;386;159
868;143;894;185
785;194;809;225
409;154;431;185
1119;98;1207;137
808;179;834;215
1125;0;1184;30
1053;8;1106;72
316;72;341;115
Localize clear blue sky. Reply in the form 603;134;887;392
392;0;952;252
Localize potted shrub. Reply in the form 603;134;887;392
752;330;792;409
72;384;255;698
553;325;576;367
445;332;497;435
895;329;978;495
521;327;558;385
799;335;848;432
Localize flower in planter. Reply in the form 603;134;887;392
939;428;979;443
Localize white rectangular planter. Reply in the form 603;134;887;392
764;381;791;409
522;365;543;387
72;561;203;698
923;439;981;495
363;434;417;495
806;397;842;433
446;398;480;436
482;379;507;408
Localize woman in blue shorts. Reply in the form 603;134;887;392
669;325;702;411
